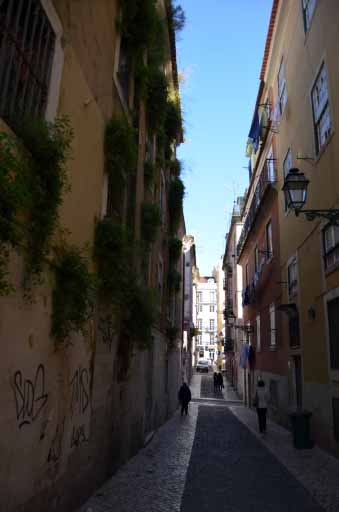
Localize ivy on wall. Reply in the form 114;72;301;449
105;116;137;180
51;245;96;346
140;202;162;247
168;176;185;234
0;117;73;293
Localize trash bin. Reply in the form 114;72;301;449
289;410;314;449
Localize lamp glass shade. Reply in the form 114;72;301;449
282;168;309;210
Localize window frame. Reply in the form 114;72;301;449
0;0;63;126
287;257;298;298
266;220;273;260
269;303;277;348
311;63;332;155
256;314;261;352
302;0;317;32
277;58;287;116
283;148;293;211
209;319;215;331
323;224;339;270
254;245;259;274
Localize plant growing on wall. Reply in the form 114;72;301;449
167;268;181;293
168;176;185;234
144;160;155;190
51;245;96;346
168;236;182;264
169;158;182;177
105;116;137;180
94;217;133;301
0;117;73;292
164;98;182;143
146;69;168;134
19;117;73;283
140;202;162;247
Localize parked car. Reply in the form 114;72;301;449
196;359;209;373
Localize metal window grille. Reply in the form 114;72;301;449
0;0;56;130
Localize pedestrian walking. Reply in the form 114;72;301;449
217;372;224;392
213;372;218;393
253;379;270;434
178;382;192;416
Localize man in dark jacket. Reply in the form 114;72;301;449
178;382;192;416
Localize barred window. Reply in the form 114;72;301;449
278;59;287;116
323;224;339;270
312;64;331;154
0;0;56;129
288;258;298;297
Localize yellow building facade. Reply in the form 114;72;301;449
260;0;339;453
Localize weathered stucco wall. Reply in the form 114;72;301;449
0;1;182;510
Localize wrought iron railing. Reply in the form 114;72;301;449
237;161;277;256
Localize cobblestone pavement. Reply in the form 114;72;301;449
78;375;339;512
230;405;339;512
180;406;322;512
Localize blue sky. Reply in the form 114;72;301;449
176;0;273;275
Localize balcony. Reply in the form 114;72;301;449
237;161;277;257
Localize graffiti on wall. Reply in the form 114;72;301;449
69;367;90;418
99;315;115;352
13;364;48;429
47;419;65;463
69;367;91;449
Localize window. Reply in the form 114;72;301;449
197;292;203;303
312;64;331;154
302;0;317;32
288;258;298;297
269;304;276;347
254;245;259;273
289;314;300;348
266;146;275;182
283;148;293;210
209;305;215;312
209;319;215;331
278;59;288;115
266;221;273;259
323;224;339;269
209;334;214;344
256;315;261;351
0;0;57;129
117;36;131;104
205;346;209;351
210;291;215;303
197;319;202;330
327;297;339;369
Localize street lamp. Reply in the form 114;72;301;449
283;168;339;225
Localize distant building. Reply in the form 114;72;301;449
194;276;218;361
182;235;197;382
223;198;244;394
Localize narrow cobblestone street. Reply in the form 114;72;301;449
79;374;339;512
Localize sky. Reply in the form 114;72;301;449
176;0;273;275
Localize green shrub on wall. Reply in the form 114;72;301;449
168;177;185;234
105;116;137;180
94;218;133;301
141;202;162;247
20;117;73;283
0;117;73;293
144;160;155;190
168;268;181;293
146;69;168;133
168;237;182;264
51;245;96;346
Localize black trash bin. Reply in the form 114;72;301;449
289;410;314;449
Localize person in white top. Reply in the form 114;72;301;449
254;379;270;434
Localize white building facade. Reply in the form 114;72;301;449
195;277;218;361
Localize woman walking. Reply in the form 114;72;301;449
253;379;269;434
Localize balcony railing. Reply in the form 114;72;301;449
237;161;277;257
